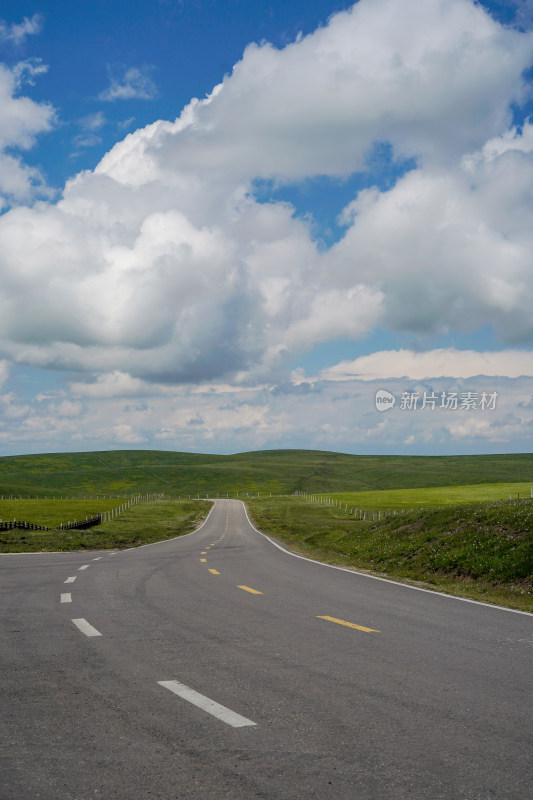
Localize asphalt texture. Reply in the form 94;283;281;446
1;499;532;799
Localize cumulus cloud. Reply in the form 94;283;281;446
99;66;157;101
331;123;533;343
0;60;55;206
1;368;531;453
112;423;146;443
96;0;533;185
0;0;531;390
317;349;533;382
71;371;150;398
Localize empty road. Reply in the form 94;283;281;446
1;499;531;799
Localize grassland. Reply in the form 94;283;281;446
1;448;531;610
0;499;212;552
0;499;125;529
246;496;533;611
0;449;531;497
320;482;533;510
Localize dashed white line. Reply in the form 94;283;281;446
71;618;102;637
92;557;103;561
78;564;89;570
64;576;76;584
61;593;72;603
158;680;256;728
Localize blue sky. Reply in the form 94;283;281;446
0;0;532;456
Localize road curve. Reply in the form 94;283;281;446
1;499;531;799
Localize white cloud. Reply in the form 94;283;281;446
0;61;55;206
1;370;531;453
0;64;54;148
0;14;42;45
331;124;533;343
0;360;9;387
112;423;146;443
317;349;533;382
446;416;494;440
72;133;102;152
78;111;106;132
12;58;48;87
71;371;150;398
0;0;531;390
97;0;533;186
99;67;157;101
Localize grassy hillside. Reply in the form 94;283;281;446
0;449;532;497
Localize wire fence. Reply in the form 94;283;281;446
1;489;531;531
0;492;165;532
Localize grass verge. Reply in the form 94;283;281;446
0;499;212;552
245;496;533;612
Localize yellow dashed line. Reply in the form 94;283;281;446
317;615;380;633
237;585;263;595
209;569;220;575
200;558;207;563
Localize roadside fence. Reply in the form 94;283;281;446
0;492;165;532
99;492;164;523
292;489;533;521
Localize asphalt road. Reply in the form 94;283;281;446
1;499;532;799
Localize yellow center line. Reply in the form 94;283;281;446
209;569;220;575
200;558;207;563
317;615;380;633
201;551;207;554
237;585;263;595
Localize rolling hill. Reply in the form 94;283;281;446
0;449;532;497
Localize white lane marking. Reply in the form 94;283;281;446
64;576;76;584
93;557;103;561
78;564;89;570
158;680;256;728
241;503;533;617
71;618;102;637
61;593;72;603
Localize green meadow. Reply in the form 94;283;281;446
0;499;211;552
0;449;531;611
0;449;531;497
320;482;533;510
0;498;122;529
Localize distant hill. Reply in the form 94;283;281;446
0;449;532;497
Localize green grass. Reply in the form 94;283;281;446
0;449;531;497
0;499;126;528
1;449;531;610
246;496;533;612
321;482;533;510
0;499;212;552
